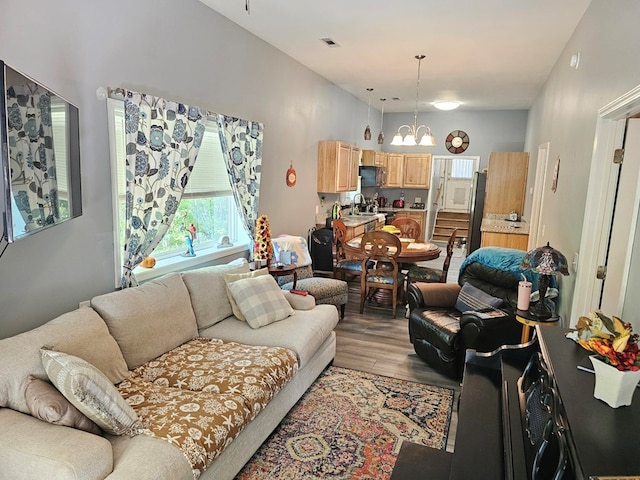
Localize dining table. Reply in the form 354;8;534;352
344;234;442;263
344;233;442;310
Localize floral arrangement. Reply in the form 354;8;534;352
575;310;640;371
253;214;272;263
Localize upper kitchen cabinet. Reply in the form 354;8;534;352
385;153;404;188
317;141;360;192
403;153;431;188
484;152;529;216
361;149;387;168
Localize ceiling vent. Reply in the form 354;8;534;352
320;38;341;48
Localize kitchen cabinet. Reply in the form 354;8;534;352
361;150;387;168
403;153;431;188
481;231;529;250
484;152;529;216
317;141;360;193
385;153;404;188
394;210;426;239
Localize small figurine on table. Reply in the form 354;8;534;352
181;223;197;257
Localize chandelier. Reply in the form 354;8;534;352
390;55;436;147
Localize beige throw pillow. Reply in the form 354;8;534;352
24;375;101;434
40;349;139;436
223;268;269;321
226;274;295;329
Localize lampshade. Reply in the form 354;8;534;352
364;87;373;140
521;242;569;276
390;55;435;147
521;242;569;318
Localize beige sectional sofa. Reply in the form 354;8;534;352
0;258;339;479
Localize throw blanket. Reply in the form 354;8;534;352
272;235;312;267
460;247;546;291
118;338;298;479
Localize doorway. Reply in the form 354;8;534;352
528;143;550;250
441;157;479;212
571;84;640;329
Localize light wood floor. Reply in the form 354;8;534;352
331;247;467;452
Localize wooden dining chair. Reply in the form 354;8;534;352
332;220;368;283
406;229;458;290
391;217;422;242
359;230;405;318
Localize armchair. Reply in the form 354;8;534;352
407;247;527;379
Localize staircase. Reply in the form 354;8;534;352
432;210;469;245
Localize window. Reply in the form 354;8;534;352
107;99;250;285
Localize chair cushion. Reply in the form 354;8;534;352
455;282;504;312
336;259;363;272
365;272;406;285
409;309;461;351
407;265;443;282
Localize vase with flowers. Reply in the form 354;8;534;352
573;310;640;408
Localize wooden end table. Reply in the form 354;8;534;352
516;307;559;343
250;262;297;289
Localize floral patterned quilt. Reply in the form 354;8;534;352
118;338;298;478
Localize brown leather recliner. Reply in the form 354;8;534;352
407;248;527;379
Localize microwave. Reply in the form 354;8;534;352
359;165;385;187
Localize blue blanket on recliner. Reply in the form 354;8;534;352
460;247;543;291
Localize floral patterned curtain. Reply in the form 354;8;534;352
6;84;58;232
121;91;206;288
216;115;263;238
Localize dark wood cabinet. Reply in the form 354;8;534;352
392;326;640;479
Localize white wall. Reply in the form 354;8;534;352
524;0;640;323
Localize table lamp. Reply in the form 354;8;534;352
520;242;569;318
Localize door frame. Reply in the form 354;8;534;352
528;143;550;250
571;84;640;324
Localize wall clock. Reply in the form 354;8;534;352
445;130;470;154
286;162;297;187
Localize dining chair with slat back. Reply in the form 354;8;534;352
359;230;405;318
333;219;368;282
406;229;458;291
391;217;422;242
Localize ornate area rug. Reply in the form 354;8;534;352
235;366;454;479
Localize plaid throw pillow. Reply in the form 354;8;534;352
226;275;295;328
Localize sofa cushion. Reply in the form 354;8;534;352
91;273;198;369
223;268;269;320
181;258;249;329
0;307;129;415
199;304;339;368
226;275;295;329
0;408;114;480
24;375;101;434
455;282;504;312
41;349;140;436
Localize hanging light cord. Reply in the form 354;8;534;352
245;0;250;14
413;55;425;132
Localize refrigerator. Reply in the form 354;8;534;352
467;171;487;255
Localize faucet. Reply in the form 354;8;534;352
352;193;365;215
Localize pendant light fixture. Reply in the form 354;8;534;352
377;98;386;145
364;87;373;140
390;55;436;146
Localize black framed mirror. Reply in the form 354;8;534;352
0;60;81;243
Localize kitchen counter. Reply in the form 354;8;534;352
378;207;428;213
480;213;530;235
341;213;386;227
480;213;529;250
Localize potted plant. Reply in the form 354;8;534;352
574;310;640;408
